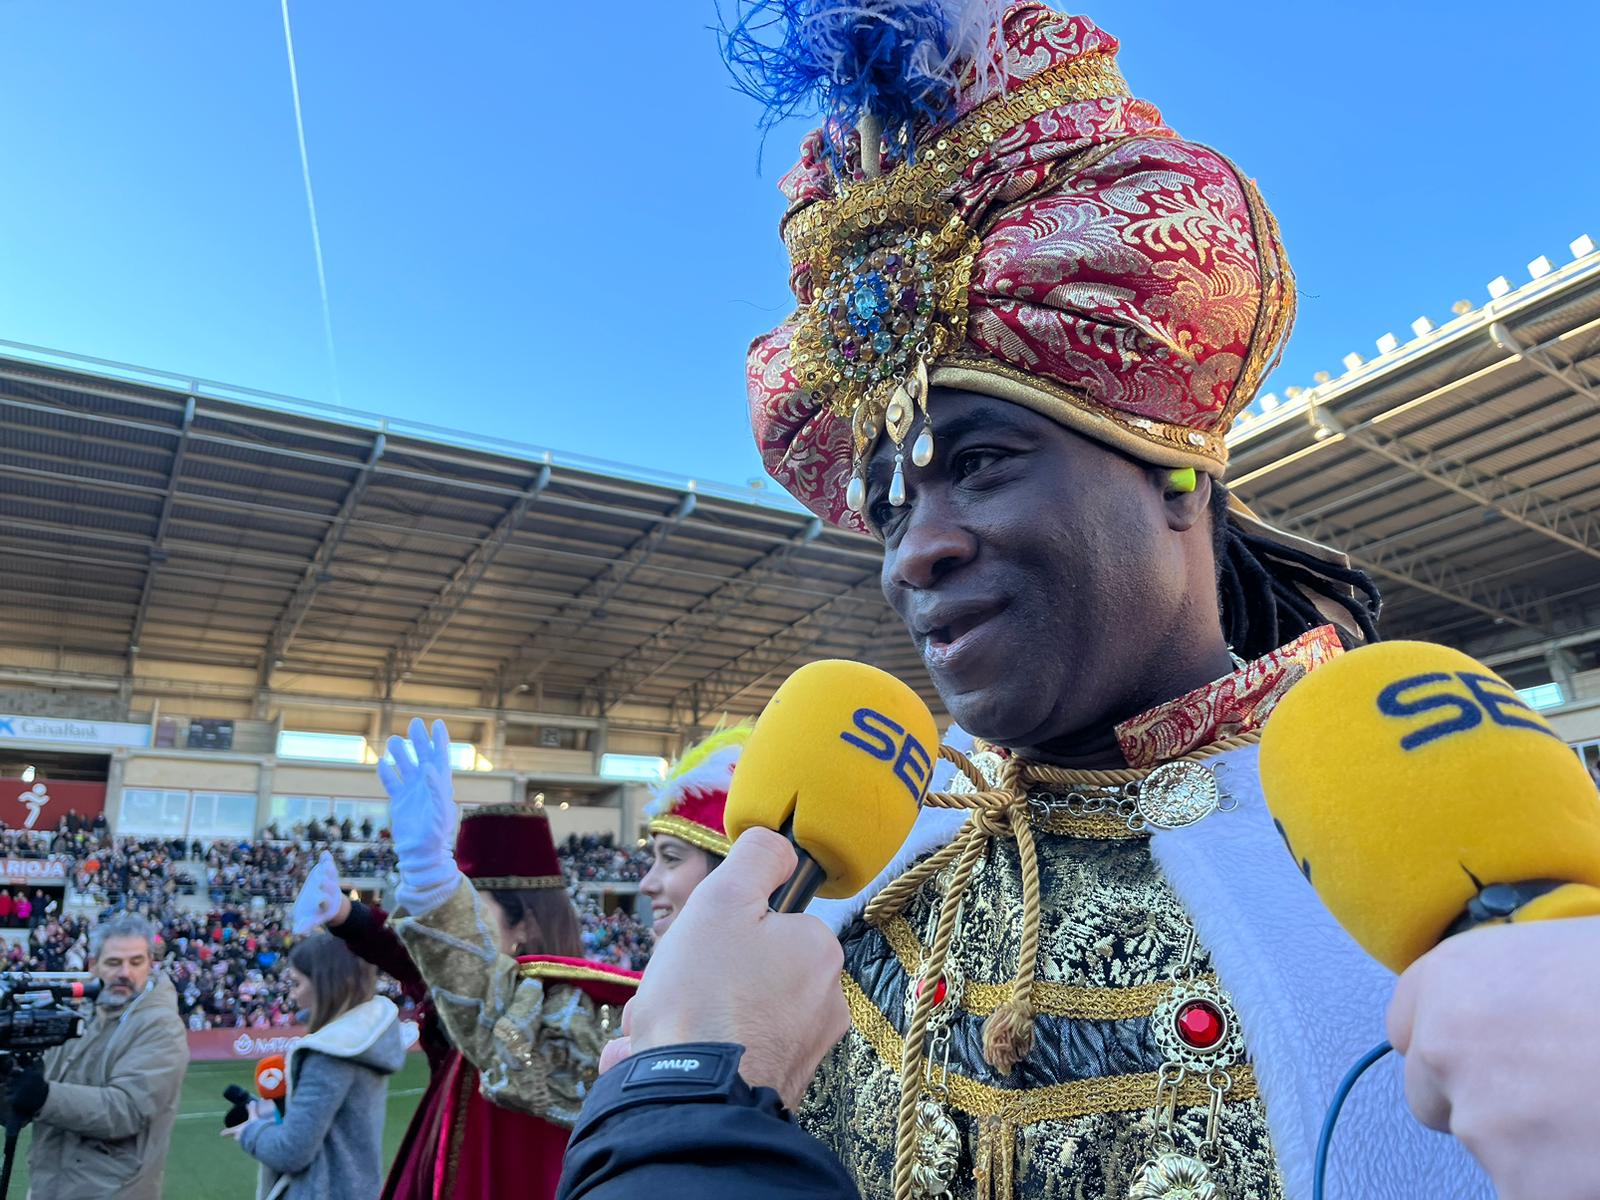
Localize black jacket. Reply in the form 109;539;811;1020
557;1043;860;1200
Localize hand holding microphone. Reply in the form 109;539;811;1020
723;659;936;912
221;1063;283;1140
1260;641;1600;1199
623;829;849;1108
254;1054;287;1117
611;660;937;1107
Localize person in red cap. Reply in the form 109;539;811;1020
295;722;637;1200
638;722;751;938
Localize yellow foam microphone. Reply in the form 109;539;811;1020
1259;640;1600;974
724;659;938;910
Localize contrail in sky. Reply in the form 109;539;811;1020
280;0;342;403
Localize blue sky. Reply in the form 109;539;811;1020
1;2;1592;490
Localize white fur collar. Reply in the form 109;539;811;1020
288;995;398;1082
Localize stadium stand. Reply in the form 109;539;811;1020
0;818;656;1028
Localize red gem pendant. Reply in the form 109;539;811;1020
1175;999;1225;1049
917;975;949;1006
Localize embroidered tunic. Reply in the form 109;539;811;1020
799;628;1343;1199
394;881;638;1199
802;818;1284;1199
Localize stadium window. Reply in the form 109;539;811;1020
190;792;255;839
373;740;478;771
598;753;669;783
270;795;333;826
1517;682;1565;710
119;788;189;837
276;730;370;763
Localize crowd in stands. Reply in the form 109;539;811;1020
575;895;652;971
560;832;651;884
0;813;657;1024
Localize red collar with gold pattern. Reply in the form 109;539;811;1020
1114;625;1344;768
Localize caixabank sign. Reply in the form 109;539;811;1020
0;713;151;749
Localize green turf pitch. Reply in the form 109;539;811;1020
5;1055;430;1198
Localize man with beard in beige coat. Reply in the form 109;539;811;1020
12;912;187;1199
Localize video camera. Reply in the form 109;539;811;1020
0;972;101;1197
0;973;101;1060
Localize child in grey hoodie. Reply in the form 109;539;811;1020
228;934;407;1200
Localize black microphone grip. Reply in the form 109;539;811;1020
768;816;830;913
222;1084;251;1128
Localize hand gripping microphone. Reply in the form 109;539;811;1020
1259;640;1600;974
724;659;939;911
222;1084;252;1128
1260;641;1600;1198
254;1054;288;1117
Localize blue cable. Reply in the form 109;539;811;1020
1313;1040;1394;1200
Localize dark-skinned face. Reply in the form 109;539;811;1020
865;389;1222;756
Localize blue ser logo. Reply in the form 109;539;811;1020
1377;671;1560;752
839;708;933;803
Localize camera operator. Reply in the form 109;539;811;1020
10;914;187;1199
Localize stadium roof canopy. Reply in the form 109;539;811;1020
0;345;931;734
2;233;1597;740
1226;234;1600;688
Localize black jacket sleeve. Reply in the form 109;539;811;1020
557;1043;861;1200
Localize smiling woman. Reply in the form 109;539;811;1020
639;723;751;939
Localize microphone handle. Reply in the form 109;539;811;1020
768;817;828;913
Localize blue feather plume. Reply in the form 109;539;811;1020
721;1;1004;165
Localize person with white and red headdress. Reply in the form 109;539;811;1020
638;723;752;939
294;720;638;1200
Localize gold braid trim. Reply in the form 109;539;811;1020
463;802;548;818
872;734;1262;1195
469;874;564;891
879;915;1185;1020
782;51;1131;251
894;820;990;1200
515;961;642;991
647;814;732;857
1028;808;1148;839
845;974;1259;1124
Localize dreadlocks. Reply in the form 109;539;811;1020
1211;482;1382;660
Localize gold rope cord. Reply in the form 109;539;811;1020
879;915;1195;1020
892;819;989;1200
872;733;1263;1197
845;975;1261;1123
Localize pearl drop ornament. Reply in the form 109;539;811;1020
889;454;907;507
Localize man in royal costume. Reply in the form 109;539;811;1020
723;3;1497;1196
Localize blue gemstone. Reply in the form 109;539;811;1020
873;331;894;354
851;282;884;318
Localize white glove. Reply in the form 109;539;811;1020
379;718;461;915
291;851;343;936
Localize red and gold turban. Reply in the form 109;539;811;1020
746;2;1295;532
